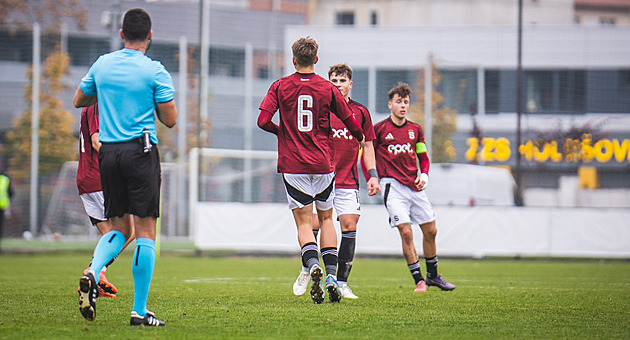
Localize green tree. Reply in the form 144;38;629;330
410;59;458;163
5;50;76;181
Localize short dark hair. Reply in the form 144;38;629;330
292;37;318;67
122;8;151;42
388;82;412;100
328;63;353;80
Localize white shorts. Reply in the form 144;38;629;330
380;178;435;227
283;172;335;210
80;191;106;223
334;188;361;217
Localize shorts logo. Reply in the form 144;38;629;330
387;143;414;155
408;130;415;140
332;127;353;140
385;133;395;140
394;215;399;222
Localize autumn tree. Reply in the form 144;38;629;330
410;59;458;163
5;50;76;181
2;0;87;182
0;0;87;31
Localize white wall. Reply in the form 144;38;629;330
193;203;630;258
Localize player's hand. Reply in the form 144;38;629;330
367;177;380;196
415;173;429;191
358;134;365;148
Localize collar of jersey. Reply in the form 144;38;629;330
389;117;408;128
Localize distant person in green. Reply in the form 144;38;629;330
0;171;14;252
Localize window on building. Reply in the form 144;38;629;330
146;42;180;71
209;47;245;77
375;69;416;113
439;70;478;115
599;17;616;26
525;71;553;112
257;66;269;79
485;70;500;113
620;69;630;89
350;69;369;106
370;11;378;26
336;11;355;25
558;70;585;113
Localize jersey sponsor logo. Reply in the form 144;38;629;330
332;127;353;140
385;132;395;140
387;143;414;155
409;130;415;140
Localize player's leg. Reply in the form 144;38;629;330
396;222;426;292
78;216;130;321
313;174;341;303
78;148;131;321
318;207;337;276
284;172;335;303
78;193;117;298
337;214;359;299
420;220;455;291
129;216;161;323
382;179;426;292
410;190;455;291
125;141;164;326
292;204;324;303
317;207;341;303
311;212;320;239
294;210;319;296
334;188;361;298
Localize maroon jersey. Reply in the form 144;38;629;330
259;72;358;174
373;117;425;191
77;104;101;195
331;99;376;189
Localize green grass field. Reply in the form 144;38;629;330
0;247;629;339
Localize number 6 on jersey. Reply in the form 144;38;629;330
297;94;313;132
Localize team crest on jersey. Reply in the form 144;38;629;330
408;130;415;140
385;133;395;140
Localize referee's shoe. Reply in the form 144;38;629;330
130;311;165;326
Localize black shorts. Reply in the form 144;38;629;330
98;139;161;218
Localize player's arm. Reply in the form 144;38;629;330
362;141;380;196
156;100;177;128
257;109;279;135
73;86;97;108
415;142;430;190
341;115;364;143
90;132;102;153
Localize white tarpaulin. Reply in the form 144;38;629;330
193;203;630;258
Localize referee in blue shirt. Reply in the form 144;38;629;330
73;8;177;327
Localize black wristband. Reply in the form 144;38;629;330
368;169;378;179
